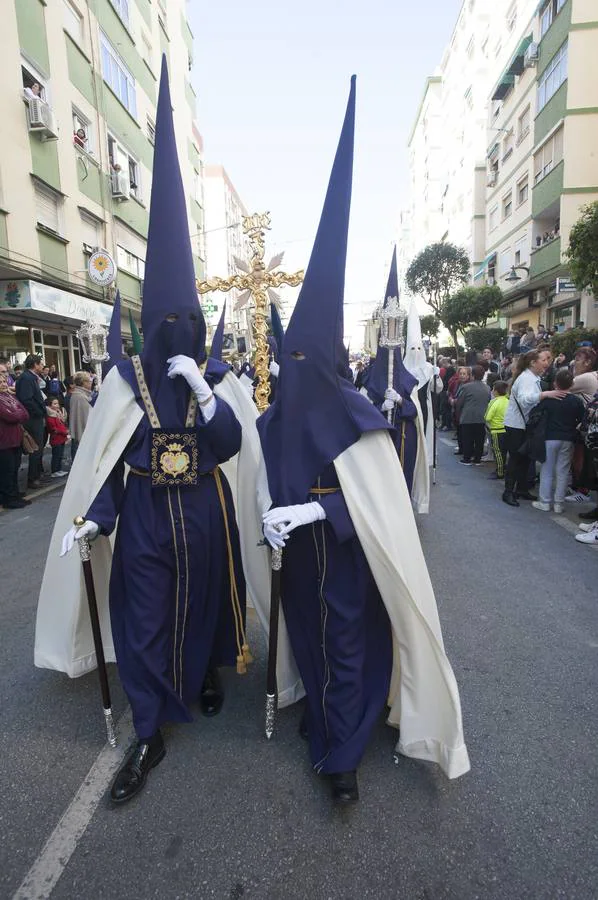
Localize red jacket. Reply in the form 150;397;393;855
0;392;29;450
46;411;69;446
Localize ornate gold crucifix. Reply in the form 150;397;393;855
196;212;304;412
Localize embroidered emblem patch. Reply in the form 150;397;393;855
151;430;198;487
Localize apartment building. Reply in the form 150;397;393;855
483;0;598;332
203;164;251;356
0;0;204;374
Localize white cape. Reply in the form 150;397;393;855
410;389;430;515
335;431;470;780
34;367;304;708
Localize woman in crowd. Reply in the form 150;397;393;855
68;371;93;460
566;348;598;513
449;366;470;457
502;350;567;507
456;365;490;466
0;371;30;509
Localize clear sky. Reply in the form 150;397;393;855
189;0;463;345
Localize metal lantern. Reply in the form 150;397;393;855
378;296;407;424
77;319;109;365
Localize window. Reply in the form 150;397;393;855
502;129;514;162
506;2;517;33
108;134;141;200
537;42;567;112
466;36;474;58
464;86;473;110
514;235;528;267
117;245;145;279
141;33;153;71
34;182;62;234
100;33;137;117
533;127;564;184
500;248;512;275
80;211;101;251
72;107;93;154
146;116;156;145
502;192;513;220
517;106;530;144
489;205;499;232
63;0;83;43
494;39;502;59
110;0;129;29
21;65;48;102
517;174;529;205
541;0;566;37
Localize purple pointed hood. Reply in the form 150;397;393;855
257;76;389;506
139;56;206;423
366;246;417;404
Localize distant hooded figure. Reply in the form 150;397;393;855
366;246;423;498
403;300;442;464
257;77;469;806
36;58;249;805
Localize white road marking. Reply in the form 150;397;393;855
13;711;135;900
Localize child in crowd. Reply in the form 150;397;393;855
484;380;509;479
45;398;69;478
532;369;585;514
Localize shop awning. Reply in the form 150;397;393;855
506;35;534;77
474;252;497;281
492;74;515;101
0;280;112;326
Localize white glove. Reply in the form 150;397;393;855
385;388;402;405
263;502;326;542
381;399;394;412
269;360;280;378
166;355;212;403
263;520;287;549
60;520;99;557
433;366;441;376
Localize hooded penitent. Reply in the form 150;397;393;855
403;299;433;389
102;290;123;378
257;76;388;506
210;301;227;362
138;56;206;425
366;246;417;404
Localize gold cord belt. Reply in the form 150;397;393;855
309;487;340;494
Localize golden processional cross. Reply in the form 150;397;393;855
196;212;304;412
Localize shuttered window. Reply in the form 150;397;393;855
34;183;61;233
80;211;100;249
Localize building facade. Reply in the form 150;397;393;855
203;164;251;356
484;0;598;332
0;0;204;374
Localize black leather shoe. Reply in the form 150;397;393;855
516;491;537;501
502;490;520;507
200;667;224;717
579;507;598;520
110;732;165;804
298;708;308;741
330;771;359;805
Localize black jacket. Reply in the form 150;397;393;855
15;369;46;420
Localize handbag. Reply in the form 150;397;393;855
21;428;38;455
513;395;547;463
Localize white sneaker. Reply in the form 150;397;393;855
578;521;598;533
553;503;564;514
532;501;550;512
50;472;62;479
575;531;598;545
56;470;69;477
565;492;592;503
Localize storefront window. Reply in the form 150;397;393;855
549;301;580;332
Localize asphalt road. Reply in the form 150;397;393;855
1;439;597;900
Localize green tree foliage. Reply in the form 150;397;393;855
465;327;507;354
405;242;470;319
549;328;598;359
566;202;598;297
419;314;441;338
441;284;503;349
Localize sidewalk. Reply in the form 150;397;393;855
15;443;70;505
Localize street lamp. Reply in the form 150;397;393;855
503;265;530;283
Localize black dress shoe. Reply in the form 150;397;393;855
330;771;359;805
516;491;537;501
579;507;598;520
502;490;520;507
110;732;165;804
200;667;224;717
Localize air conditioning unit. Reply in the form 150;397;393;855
27;98;58;140
111;171;130;200
524;42;539;68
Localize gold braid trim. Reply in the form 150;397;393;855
213;468;251;674
400;421;406;468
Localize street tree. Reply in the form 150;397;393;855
420;314;441;338
566;201;598;298
441;284;503;348
405;242;470;323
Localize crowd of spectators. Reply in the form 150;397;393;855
436;339;598;547
0;355;94;510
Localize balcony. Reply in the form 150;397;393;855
529;237;561;280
